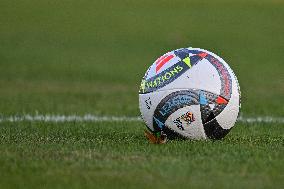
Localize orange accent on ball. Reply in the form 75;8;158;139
216;96;228;104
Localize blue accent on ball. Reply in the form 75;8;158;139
153;117;164;129
199;92;207;105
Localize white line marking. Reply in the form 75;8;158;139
0;114;141;123
0;114;283;124
237;116;284;124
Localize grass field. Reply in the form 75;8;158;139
0;122;283;189
0;0;283;188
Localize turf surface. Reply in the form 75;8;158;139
0;0;283;188
0;0;283;116
0;121;283;189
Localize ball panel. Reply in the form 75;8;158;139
147;89;230;133
139;88;198;131
139;48;226;95
185;47;234;100
199;91;228;124
215;72;240;130
152;90;200;132
203;118;231;140
139;90;169;131
165;106;206;139
161;58;222;97
145;51;182;79
139;60;190;94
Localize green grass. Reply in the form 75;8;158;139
0;0;283;188
0;0;283;116
0;121;283;189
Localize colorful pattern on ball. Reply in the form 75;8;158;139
139;47;240;140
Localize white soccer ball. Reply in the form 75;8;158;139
139;47;241;140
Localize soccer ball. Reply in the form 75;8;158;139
139;47;240;142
